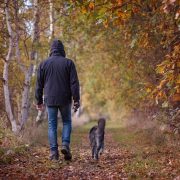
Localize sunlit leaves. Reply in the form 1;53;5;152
154;44;180;106
64;0;180;111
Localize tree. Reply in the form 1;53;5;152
20;0;40;129
2;0;40;132
3;0;19;132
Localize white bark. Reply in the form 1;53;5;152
20;66;33;128
13;0;26;73
3;0;19;133
20;0;40;129
49;0;54;41
16;93;21;124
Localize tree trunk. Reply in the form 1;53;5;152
3;0;19;133
13;0;26;73
36;0;55;123
20;66;34;128
49;0;54;42
20;0;40;129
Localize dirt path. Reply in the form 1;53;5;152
0;131;133;180
0;127;179;180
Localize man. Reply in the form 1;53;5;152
35;39;80;161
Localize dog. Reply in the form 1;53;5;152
89;118;106;160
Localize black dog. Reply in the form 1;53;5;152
89;118;106;160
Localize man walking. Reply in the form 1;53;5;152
35;39;80;161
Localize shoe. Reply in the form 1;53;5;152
61;145;72;161
49;150;59;161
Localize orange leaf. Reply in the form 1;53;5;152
89;2;94;10
171;93;180;102
117;10;123;17
117;0;123;6
103;19;108;28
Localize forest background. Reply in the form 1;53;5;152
0;0;179;178
0;0;179;142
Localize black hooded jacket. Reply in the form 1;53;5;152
35;40;80;106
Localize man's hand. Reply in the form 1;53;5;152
73;101;80;112
35;104;44;111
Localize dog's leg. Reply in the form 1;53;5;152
99;142;104;155
95;136;101;160
95;148;98;160
92;146;96;159
95;146;102;160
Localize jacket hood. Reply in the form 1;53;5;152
49;39;66;57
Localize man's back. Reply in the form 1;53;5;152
35;40;80;106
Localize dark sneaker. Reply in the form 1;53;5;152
50;151;59;161
61;145;72;161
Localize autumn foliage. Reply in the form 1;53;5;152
0;0;179;131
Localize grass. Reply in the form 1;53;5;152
77;120;179;179
125;156;159;179
72;120;168;178
0;119;179;179
108;125;180;179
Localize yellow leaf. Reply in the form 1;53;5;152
156;66;165;74
81;7;87;14
146;88;151;93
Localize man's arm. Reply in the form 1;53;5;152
35;63;44;107
70;61;80;111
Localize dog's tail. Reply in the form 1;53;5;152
98;118;106;131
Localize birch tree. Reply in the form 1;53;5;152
20;0;40;129
49;0;54;42
3;0;19;132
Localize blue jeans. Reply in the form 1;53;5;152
47;103;72;152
